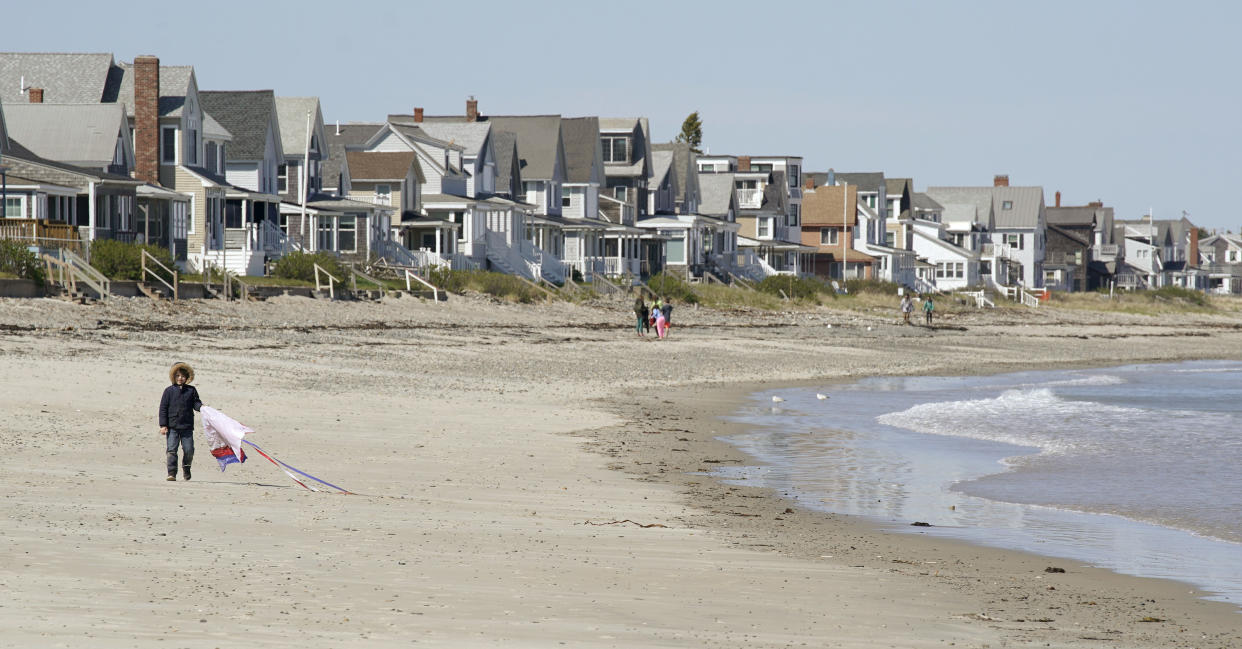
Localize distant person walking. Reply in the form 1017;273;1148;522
661;298;673;336
922;295;935;326
652;304;667;340
159;362;202;481
900;294;913;325
633;297;647;337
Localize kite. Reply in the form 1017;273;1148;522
201;406;352;494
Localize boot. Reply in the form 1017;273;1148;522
182;466;191;481
166;474;176;481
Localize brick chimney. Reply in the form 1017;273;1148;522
1087;200;1103;208
805;177;815;190
466;97;478;122
413;107;424;123
993;174;1009;187
133;55;161;185
1055;190;1061;207
27;87;43;103
737;155;751;172
1189;227;1200;266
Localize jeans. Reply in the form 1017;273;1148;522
166;429;194;475
636;314;645;334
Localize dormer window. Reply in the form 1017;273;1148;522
1002;200;1013;210
602;136;630;164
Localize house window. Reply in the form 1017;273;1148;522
318;217;333;251
820;227;838;245
172;202;188;240
524;181;539;205
338;215;357;253
1004;233;1023;249
757;217;772;238
205;143;218;175
374;184;392;206
886;232;895;247
666;236;685;264
1002;200;1013;210
788;204;799;227
955;262;964;278
1230;250;1240;263
601;137;630;163
4;196;25;218
615;186;628;201
562;186;572;208
788;164;800;188
161;127;178;164
278;164;289;193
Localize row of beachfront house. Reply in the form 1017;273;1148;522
0;52;1227;294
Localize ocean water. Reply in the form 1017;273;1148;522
717;361;1242;604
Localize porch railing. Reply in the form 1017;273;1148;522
0;219;87;255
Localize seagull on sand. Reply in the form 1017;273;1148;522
816;393;829;400
771;396;785;403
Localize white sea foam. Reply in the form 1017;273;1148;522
874;387;1140;455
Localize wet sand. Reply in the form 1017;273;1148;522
0;293;1239;648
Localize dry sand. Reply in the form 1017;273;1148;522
0;292;1239;648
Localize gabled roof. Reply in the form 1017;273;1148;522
275;97;321;156
0;53;116;105
650;150;674;189
1046;206;1099;227
990;187;1044;228
1;138;138;188
2;103;128;168
115;62;194;117
560;116;602;184
485;115;563;181
912;192;943;212
833;172;885;191
345;151;422;182
653;141;697;205
801;184;858;227
322;122;383;190
492;130;520;194
925;187;995;228
885;177;912;196
199;90;279;161
393;116;490;157
697;173;736;218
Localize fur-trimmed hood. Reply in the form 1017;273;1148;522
169;362;194;384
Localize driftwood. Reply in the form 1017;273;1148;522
582;519;668;528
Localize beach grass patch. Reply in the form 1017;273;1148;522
88;239;176;282
271;251;346;284
0;239;47;285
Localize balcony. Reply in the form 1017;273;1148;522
735;189;762;209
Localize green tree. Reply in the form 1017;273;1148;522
675;111;703;152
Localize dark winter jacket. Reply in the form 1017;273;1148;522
159;384;202;430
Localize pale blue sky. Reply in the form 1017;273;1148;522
7;0;1240;229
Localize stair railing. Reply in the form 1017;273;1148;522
140;249;179;301
60;248;110;300
314;263;340;299
404;269;440;304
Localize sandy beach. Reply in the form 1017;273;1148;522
1;293;1240;648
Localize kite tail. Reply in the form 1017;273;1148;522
242;439;353;494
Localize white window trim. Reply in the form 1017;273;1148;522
3;194;28;219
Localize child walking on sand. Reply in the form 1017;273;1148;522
159;362;202;481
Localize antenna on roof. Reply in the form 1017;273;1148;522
19;76;28;93
335;120;340;136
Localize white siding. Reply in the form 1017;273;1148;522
226;163;260;192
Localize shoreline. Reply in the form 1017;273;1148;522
588;367;1242;646
4;294;1242;647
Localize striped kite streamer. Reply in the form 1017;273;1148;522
242;439;352;495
